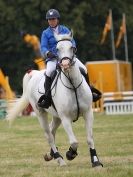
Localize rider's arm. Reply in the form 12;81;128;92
40;31;49;57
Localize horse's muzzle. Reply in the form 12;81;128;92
60;58;71;70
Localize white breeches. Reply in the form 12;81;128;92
45;58;87;77
46;59;57;77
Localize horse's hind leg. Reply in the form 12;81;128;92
61;117;78;160
83;108;103;167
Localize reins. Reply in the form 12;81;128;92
59;69;83;122
49;67;83;122
52;38;82;122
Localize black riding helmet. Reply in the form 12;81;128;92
46;9;60;20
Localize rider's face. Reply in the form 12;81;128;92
48;18;58;28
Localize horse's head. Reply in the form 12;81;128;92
54;31;75;70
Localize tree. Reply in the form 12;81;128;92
0;0;133;93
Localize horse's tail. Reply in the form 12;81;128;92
6;71;34;125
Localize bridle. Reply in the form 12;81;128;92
56;39;76;66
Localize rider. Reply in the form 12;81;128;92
38;9;101;108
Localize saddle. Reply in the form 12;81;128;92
38;67;101;109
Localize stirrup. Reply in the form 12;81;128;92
38;95;51;108
38;99;51;108
38;95;46;103
92;93;101;102
90;86;102;102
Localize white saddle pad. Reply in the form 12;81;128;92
38;75;46;94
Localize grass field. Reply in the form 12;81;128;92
0;113;133;177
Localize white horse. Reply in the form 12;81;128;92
6;32;103;167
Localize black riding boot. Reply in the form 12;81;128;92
79;67;102;102
38;75;52;108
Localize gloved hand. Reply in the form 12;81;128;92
47;51;56;59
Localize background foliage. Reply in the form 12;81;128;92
0;0;133;93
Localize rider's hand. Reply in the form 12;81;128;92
47;51;56;59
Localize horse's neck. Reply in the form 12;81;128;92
62;63;82;87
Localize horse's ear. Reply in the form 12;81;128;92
69;29;73;39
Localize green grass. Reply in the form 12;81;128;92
0;114;133;177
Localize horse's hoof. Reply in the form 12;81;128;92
43;152;53;161
92;161;103;168
66;150;78;160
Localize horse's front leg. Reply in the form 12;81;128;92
61;117;78;160
49;116;61;139
83;107;103;167
44;116;61;161
37;111;66;166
